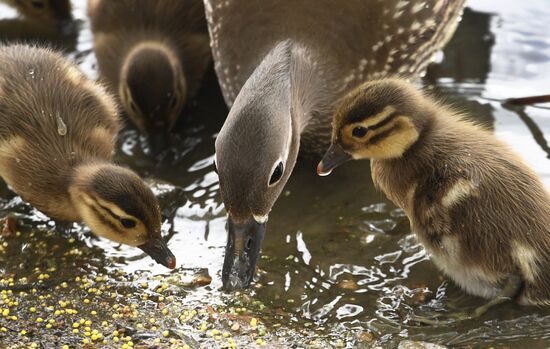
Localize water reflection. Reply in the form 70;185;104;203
0;0;549;347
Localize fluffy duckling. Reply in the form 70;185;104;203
0;44;175;269
88;0;211;152
318;79;550;320
2;0;71;23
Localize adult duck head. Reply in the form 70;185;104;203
215;43;301;290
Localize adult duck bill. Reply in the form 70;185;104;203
222;216;266;290
139;237;177;269
317;143;352;176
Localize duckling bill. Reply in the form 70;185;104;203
320;78;550;317
0;44;175;269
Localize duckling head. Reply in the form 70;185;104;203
69;163;176;269
120;41;186;153
12;0;72;22
318;79;426;175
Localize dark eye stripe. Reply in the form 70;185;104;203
369;124;400;145
90;205;123;234
369;111;400;130
97;203;122;221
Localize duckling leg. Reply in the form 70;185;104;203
409;275;522;326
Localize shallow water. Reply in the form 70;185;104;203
0;0;549;348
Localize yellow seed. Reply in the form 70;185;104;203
72;323;79;328
169;339;176;344
45;324;52;329
20;330;27;335
72;329;79;334
162;330;169;337
113;337;119;343
113;330;119;336
36;317;43;323
62;346;69;349
91;310;97;315
223;332;230;338
29;307;37;313
85;320;92;326
162;308;168;315
82;338;89;344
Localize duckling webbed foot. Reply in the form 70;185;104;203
409;275;523;326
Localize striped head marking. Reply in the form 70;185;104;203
332;79;423;160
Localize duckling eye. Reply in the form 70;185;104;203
120;218;136;229
269;162;284;185
352;126;368;138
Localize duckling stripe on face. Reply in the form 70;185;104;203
344;105;397;130
347;116;419;160
89;203;122;235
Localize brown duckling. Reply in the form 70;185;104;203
318;78;550;321
88;0;211;152
0;44;176;269
2;0;71;23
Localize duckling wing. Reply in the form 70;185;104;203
205;0;465;107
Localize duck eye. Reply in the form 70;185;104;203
352;126;368;138
269;162;284;185
120;218;136;229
